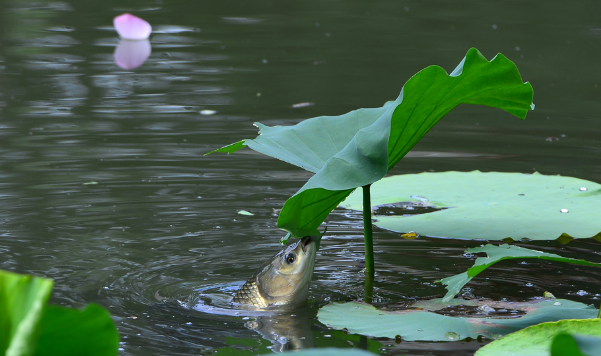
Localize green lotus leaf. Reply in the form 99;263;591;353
437;244;601;302
475;319;601;356
207;48;534;237
341;171;601;241
318;299;598;342
0;270;119;356
551;333;601;356
34;304;119;356
0;270;53;356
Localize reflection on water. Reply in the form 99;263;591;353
1;0;601;355
114;40;151;70
188;286;315;352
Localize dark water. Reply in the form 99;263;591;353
1;0;600;355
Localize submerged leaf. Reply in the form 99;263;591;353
475;319;601;356
437;244;601;302
207;48;534;237
342;171;601;242
318;299;598;342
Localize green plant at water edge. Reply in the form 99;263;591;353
207;47;534;299
0;269;119;356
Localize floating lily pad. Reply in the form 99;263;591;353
208;48;534;238
341;171;601;241
475;319;601;356
439;244;601;302
317;299;598;342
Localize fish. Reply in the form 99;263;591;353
233;236;317;308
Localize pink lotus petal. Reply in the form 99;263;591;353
114;13;152;40
114;39;151;70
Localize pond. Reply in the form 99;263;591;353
1;0;600;355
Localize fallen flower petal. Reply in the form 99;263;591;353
114;13;152;40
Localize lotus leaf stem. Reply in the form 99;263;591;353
362;184;375;303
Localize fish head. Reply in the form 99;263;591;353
256;236;316;306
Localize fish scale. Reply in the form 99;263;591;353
233;275;269;308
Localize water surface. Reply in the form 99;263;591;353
1;0;600;355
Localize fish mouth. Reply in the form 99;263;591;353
301;236;312;253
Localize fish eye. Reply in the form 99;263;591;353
285;252;296;264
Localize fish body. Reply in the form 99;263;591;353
233;236;316;308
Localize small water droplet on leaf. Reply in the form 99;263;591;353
445;332;460;341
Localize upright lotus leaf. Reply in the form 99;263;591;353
207;48;534;237
438;244;601;302
0;270;53;356
318;299;598;342
341;171;601;241
475;319;601;356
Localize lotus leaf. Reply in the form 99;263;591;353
34;304;119;356
475;318;601;356
207;48;534;237
0;270;119;356
438;244;601;302
341;171;601;241
318;299;598;342
0;270;53;356
551;333;601;356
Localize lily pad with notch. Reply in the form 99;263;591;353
318;298;598;342
341;171;601;242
